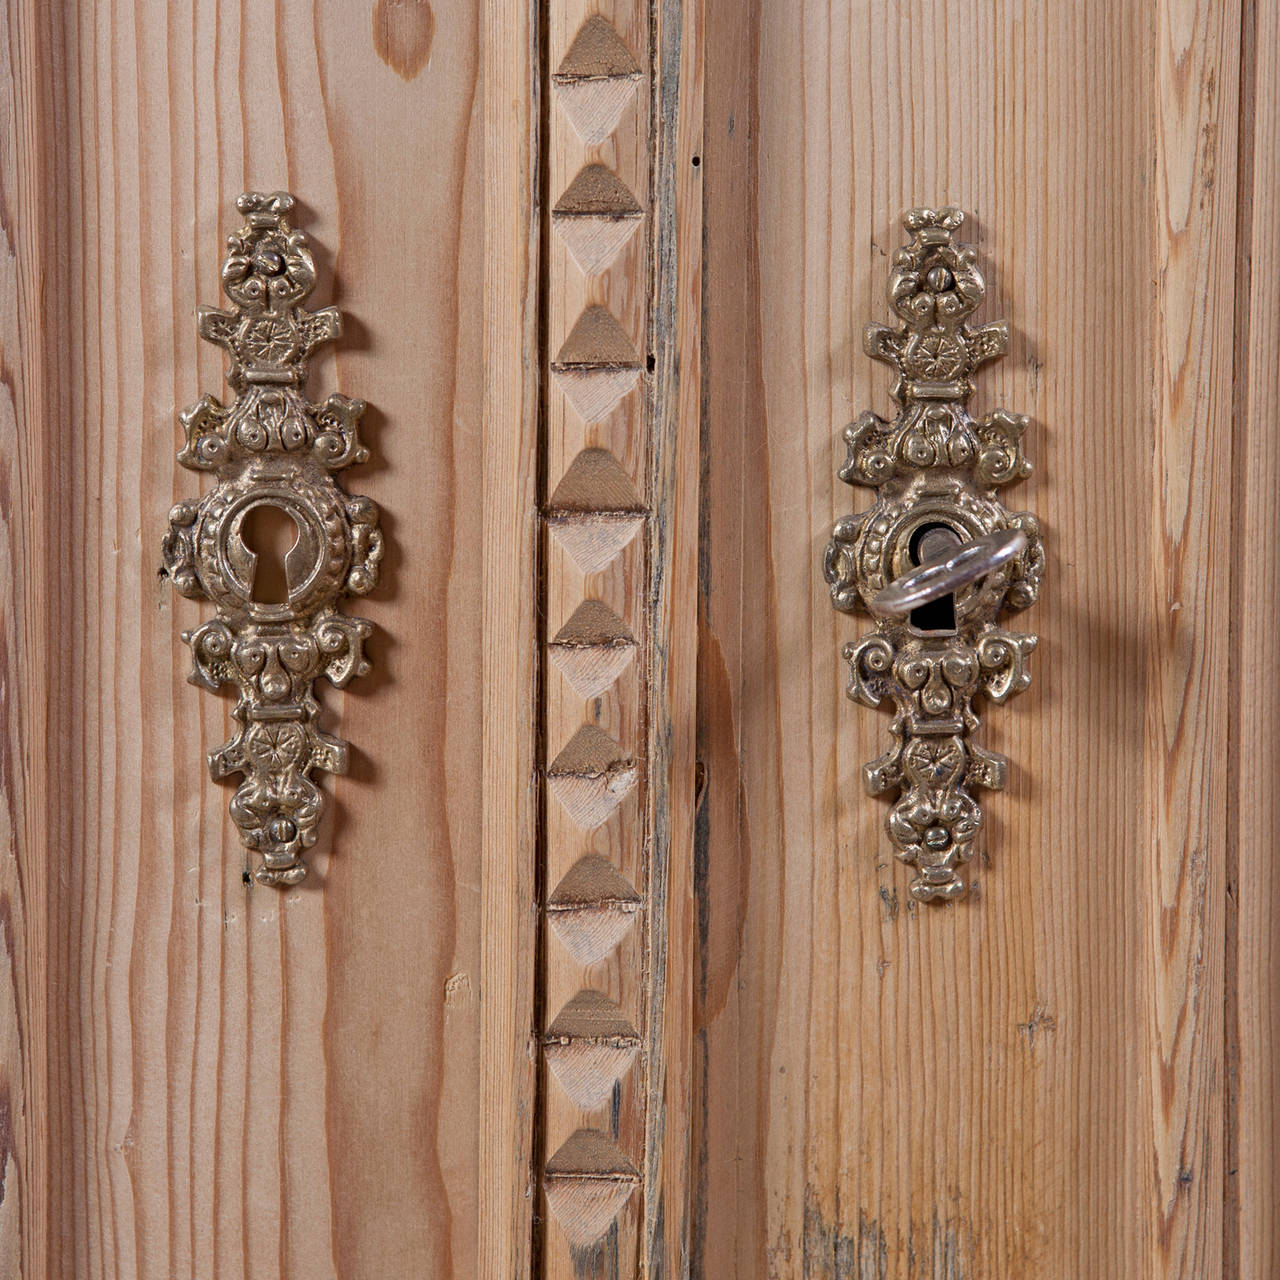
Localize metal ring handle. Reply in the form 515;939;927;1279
871;527;1027;618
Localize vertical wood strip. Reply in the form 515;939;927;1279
0;2;55;1275
1228;0;1280;1274
540;0;652;1266
644;0;701;1273
1143;3;1241;1276
537;0;698;1273
480;0;541;1275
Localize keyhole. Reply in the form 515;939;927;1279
908;521;959;634
241;504;298;604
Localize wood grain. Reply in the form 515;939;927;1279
1;1;485;1275
4;0;1276;1275
1142;4;1239;1273
479;0;540;1275
1228;0;1280;1275
0;2;56;1276
696;1;1248;1276
643;1;702;1273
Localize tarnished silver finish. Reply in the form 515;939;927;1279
163;192;382;886
824;207;1042;902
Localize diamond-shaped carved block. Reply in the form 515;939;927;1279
553;165;643;275
552;16;642;144
544;989;640;1108
547;448;646;575
551;306;642;423
547;725;637;830
549;599;637;698
544;1128;640;1247
547;854;642;964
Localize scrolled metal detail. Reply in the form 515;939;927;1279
163;191;382;887
825;207;1042;903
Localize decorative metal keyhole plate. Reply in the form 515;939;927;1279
824;207;1043;902
163;192;382;887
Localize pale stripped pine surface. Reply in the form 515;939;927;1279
697;1;1269;1277
1229;0;1280;1276
0;1;486;1276
0;4;55;1278
479;0;540;1275
2;1;1277;1278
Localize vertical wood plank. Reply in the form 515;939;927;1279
479;0;541;1275
1144;2;1241;1274
1228;0;1280;1274
644;0;701;1273
10;2;488;1275
536;0;700;1274
539;0;653;1270
696;0;1245;1275
313;5;486;1272
0;2;55;1275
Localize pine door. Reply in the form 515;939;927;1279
2;2;1277;1279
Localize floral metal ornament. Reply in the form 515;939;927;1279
824;207;1042;902
163;192;382;886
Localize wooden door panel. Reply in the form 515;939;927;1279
1;1;484;1275
696;1;1274;1276
2;1;1278;1277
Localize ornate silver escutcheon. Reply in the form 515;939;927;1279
824;207;1042;902
163;192;382;886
